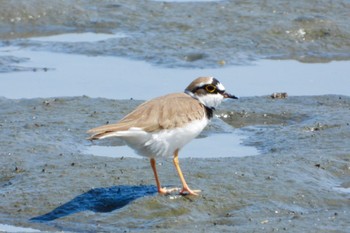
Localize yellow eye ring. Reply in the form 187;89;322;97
205;84;216;93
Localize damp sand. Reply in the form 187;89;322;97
0;95;349;232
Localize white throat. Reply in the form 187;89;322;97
195;93;224;109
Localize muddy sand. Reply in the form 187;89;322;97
0;95;349;232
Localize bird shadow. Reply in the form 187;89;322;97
30;185;157;222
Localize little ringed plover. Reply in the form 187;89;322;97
87;77;238;195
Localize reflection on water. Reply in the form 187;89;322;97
30;185;157;222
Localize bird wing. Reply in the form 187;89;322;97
87;93;206;140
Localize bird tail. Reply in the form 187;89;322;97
86;124;122;140
86;130;114;140
87;124;145;140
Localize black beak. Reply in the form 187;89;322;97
223;92;239;99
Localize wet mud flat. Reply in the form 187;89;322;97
1;0;350;69
0;95;349;232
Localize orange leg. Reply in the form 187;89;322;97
151;158;180;195
150;158;167;194
173;149;200;196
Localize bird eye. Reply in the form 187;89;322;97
205;84;216;93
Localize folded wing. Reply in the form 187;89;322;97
87;93;205;140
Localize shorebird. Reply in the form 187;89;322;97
87;77;238;195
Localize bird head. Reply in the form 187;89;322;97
185;77;238;109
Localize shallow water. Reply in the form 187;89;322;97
1;0;350;232
0;46;349;99
0;223;40;233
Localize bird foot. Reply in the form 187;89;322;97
179;187;201;196
158;187;181;195
158;187;201;196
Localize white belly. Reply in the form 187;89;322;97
118;117;209;158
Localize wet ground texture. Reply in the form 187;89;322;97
1;95;349;232
1;0;350;70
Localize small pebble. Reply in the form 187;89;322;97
271;92;288;99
